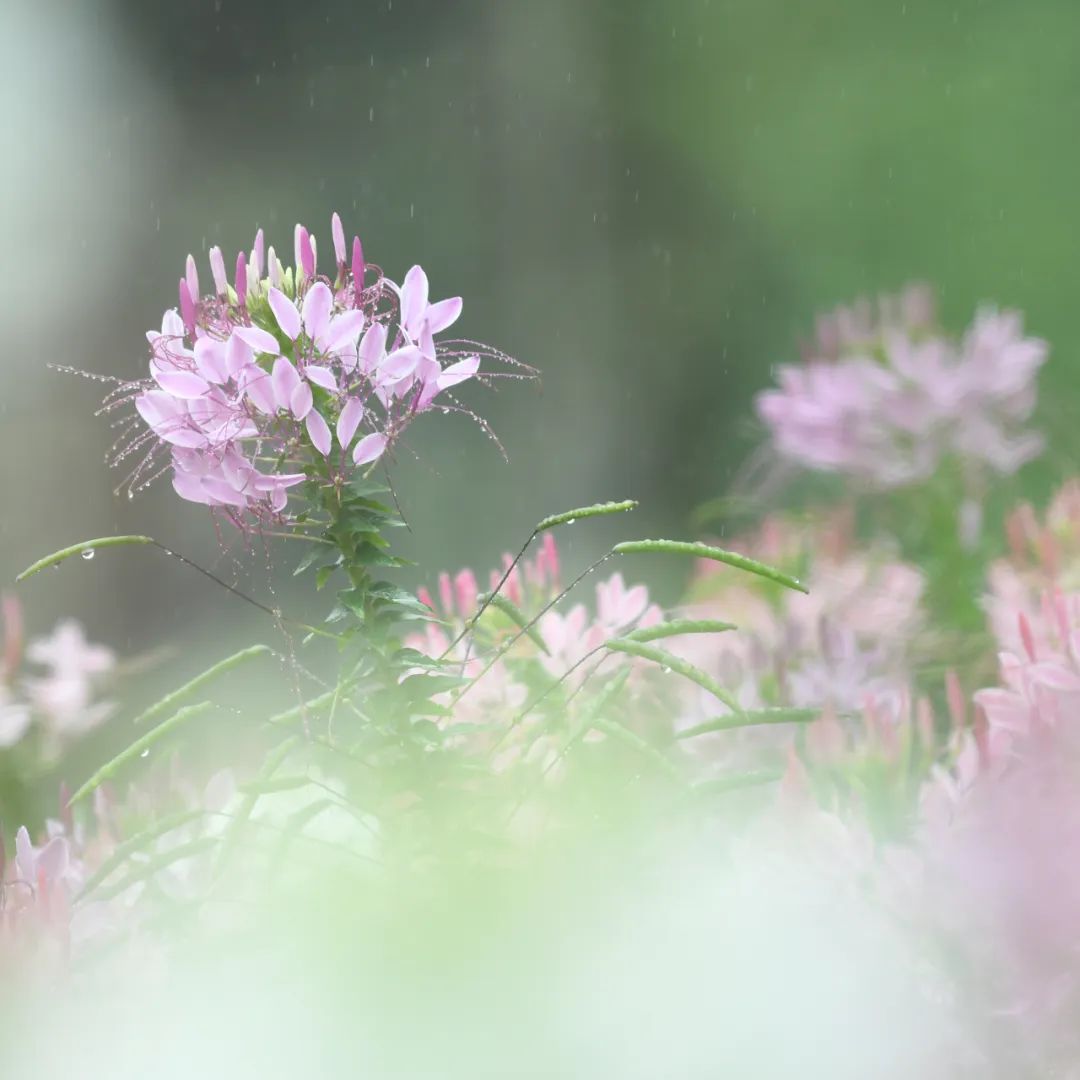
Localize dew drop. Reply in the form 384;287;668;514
140;749;150;758
81;549;95;560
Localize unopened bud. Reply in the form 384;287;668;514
185;254;200;301
251;227;265;278
208;246;228;295
268;246;282;289
179;279;197;335
235;251;247;307
352;236;365;300
331;212;346;266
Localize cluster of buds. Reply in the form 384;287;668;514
756;285;1048;489
108;213;515;521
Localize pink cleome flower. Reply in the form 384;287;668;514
756;285;1048;489
106;213;525;522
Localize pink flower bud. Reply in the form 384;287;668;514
268;246;282;288
331;212;346;265
417;587;435;611
251;227;265;278
299;227;315;279
438;572;453;616
352;236;365;300
179;279;197;335
454;570;479;618
185;254;200;301
235;252;247;307
208;246;228;295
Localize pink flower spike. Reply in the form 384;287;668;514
454;570;479;617
185;255;199;301
306;409;332;456
209;246;228;295
268;287;302;340
331;212;346;266
235;252;247;307
179;280;196;335
353;432;387;466
337;398;364;448
352;236;365;299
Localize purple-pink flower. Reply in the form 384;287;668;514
108;213;516;522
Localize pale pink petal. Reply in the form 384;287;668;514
399;265;429;335
241;367;278;414
357;323;387;373
331;212;346;264
337;398;364;448
234;326;280;355
290;381;313;420
322;310;366;355
426;296;463;335
193;338;230;384
437;355;479;390
301;282;333;342
271;357;302;412
268;287;302;340
306;409;332;456
153;370;211;399
225;334;253;378
380;346;422;382
304;365;338;391
353;432;387;466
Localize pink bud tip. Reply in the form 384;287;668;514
179;279;197;335
352;236;365;299
296;225;315;279
252;228;265;277
235;251;247;307
331;212;346;265
185;254;199;301
209;246;227;295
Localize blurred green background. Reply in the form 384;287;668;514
3;0;1078;671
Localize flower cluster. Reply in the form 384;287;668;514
756;285;1048;488
0;597;116;752
109;214;512;521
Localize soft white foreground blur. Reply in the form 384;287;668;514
4;822;959;1079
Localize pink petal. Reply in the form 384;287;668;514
353;432;387;466
290;381;313;420
306;409;332;456
193;338;230;383
437;355;479;390
135;390;183;428
426;296;463;335
357;323;387;373
241;367;278;414
304;365;338;391
337;397;364;448
268;287;302;340
271;357;302;412
380;346;422;382
153;370;211;399
399;265;429;334
352;236;365;300
225;334;253;378
331;212;346;264
321;310;366;355
301;282;333;342
234;326;280;355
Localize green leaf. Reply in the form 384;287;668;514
537;500;638;531
677;707;820;739
16;536;155;582
624;618;737;643
612;539;808;593
131;644;271;726
68;702;215;805
604;638;741;713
